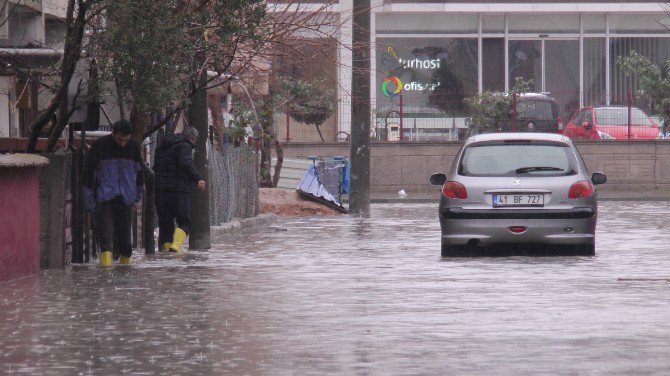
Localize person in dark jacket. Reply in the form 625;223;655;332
83;120;145;267
153;126;206;254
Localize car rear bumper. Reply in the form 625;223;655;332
440;207;595;220
439;208;596;246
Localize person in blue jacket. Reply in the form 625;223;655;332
153;126;205;254
83;120;145;267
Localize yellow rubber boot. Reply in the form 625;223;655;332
119;255;131;265
169;227;187;254
99;251;113;267
161;242;172;252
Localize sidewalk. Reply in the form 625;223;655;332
210;213;278;237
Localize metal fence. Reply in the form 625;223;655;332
208;142;259;225
275;90;665;142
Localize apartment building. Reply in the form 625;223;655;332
0;0;67;138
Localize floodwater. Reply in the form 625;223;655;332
1;201;670;375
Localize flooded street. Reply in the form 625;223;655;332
2;201;670;374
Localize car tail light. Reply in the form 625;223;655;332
557;116;563;130
568;180;594;198
442;181;468;199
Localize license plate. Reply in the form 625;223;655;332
493;194;544;207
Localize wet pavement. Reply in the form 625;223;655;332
2;201;670;375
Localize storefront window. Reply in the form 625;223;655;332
483;38;505;91
370;12;670;128
582;14;605;34
610;37;670;113
482;15;505;34
583;38;606;107
609;14;670;34
376;13;477;34
508;40;541;90
545;40;579;118
376;38;478;116
508;14;579;34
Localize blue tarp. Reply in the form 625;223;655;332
296;163;348;213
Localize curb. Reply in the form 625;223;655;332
210;213;278;238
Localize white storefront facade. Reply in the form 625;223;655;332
336;1;670;139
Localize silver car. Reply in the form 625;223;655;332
430;133;607;257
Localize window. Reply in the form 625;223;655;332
376;13;478;34
483;38;505;92
507;14;579;34
461;143;574;176
609;37;670;112
594;107;653;126
609;14;670;34
376;37;478;115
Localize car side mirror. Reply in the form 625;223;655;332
430;173;447;185
581;121;592;130
591;172;607;185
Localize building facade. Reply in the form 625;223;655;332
333;1;670;140
0;0;67;138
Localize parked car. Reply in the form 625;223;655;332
499;93;563;133
429;132;606;257
563;106;661;140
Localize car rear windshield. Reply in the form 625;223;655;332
460;141;576;177
516;100;557;121
594;108;652;126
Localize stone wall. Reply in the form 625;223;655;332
277;140;670;199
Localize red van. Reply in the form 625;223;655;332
563;106;661;140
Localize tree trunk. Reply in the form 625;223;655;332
259;95;274;187
315;124;325;142
208;93;225;149
272;140;283;188
188;73;211;249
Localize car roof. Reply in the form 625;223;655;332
465;132;571;145
592;105;642;110
518;93;557;101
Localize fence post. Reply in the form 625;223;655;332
627;90;632;139
512;92;517;132
71;134;85;264
399;93;404;141
286;103;290;142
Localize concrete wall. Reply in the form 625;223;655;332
0;167;41;282
38;150;71;268
276;140;670;198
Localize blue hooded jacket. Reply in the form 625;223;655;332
83;134;145;211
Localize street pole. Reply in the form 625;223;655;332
349;0;371;217
188;70;211;249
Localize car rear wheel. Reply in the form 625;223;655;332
441;243;470;257
571;243;595;256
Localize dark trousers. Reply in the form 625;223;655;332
94;197;133;257
155;190;192;244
